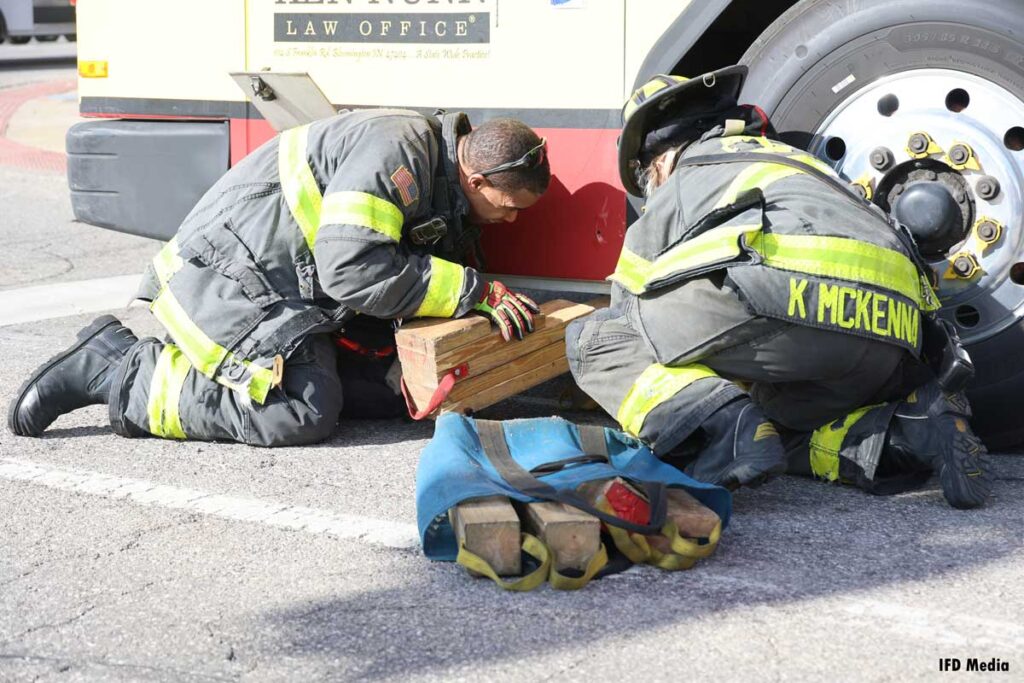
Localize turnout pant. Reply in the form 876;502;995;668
108;331;404;447
566;307;925;483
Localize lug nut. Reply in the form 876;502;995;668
949;143;971;166
909;133;930;155
953;254;979;277
977;220;1000;243
976;175;1001;200
870;147;894;171
850;183;868;199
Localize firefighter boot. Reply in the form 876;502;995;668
675;397;786;490
885;380;993;509
7;315;138;437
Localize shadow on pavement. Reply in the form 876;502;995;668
256;456;1023;679
39;424;111;439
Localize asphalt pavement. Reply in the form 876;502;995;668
0;57;1022;683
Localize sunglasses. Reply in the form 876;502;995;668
477;138;547;177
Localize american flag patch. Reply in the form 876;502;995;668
390;165;419;207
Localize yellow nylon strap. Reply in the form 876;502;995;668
663;519;721;559
455;533;551;592
152;237;183;286
617;363;718;437
595;499;652;563
146;344;190;440
752;233;930;309
548;543;609;591
279;124;324;250
414;256;465;318
809;403;882;481
320;191;404;242
150;289;275;405
648;549;698;571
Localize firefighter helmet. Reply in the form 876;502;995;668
618;65;748;196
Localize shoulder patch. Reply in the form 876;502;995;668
390;165;419;207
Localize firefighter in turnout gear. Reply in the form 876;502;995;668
566;66;994;508
8;110;549;446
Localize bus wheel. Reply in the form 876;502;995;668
36;35;58;42
9;36;30;44
741;0;1024;448
64;33;76;42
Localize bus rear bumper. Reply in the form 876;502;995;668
66;119;229;241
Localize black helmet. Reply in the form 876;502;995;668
618;65;747;196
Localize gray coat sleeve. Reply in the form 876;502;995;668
313;122;484;320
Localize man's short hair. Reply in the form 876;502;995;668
463;118;551;195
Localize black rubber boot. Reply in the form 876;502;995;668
669;397;786;490
7;315;138;437
886;380;993;509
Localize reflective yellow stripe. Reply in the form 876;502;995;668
608;247;652;293
279;125;323;250
624;74;688;121
617;363;718;437
147;344;190;439
646;223;759;287
752;233;929;309
721;135;795;154
610;225;759;295
611;224;929;309
414;256;465;318
809;404;881;481
320;191;404;242
151;289;275;404
152;237;183;287
716;162;802;208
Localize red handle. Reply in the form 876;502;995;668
401;363;469;420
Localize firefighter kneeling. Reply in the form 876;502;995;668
566;66;993;509
7;110;547;447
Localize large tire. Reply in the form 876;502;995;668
740;0;1024;449
36;35;58;42
9;36;30;45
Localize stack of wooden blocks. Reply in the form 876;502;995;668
396;298;606;417
450;479;721;577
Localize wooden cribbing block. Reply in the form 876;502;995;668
515;501;600;573
397;297;608;417
664;487;720;539
576;478;720;551
449;496;521;576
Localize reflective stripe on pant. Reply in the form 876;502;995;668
565;307;744;454
111;335;344;447
782;399;928;494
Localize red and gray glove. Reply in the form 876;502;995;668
473;281;540;342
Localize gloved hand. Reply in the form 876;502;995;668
473;281;540;342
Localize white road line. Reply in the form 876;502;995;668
842;598;1024;650
0;458;420;550
0;274;141;327
700;574;1024;650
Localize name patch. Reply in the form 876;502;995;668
786;277;920;347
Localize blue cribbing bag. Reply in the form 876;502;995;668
416;414;732;588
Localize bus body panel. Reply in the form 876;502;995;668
72;0;698;285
